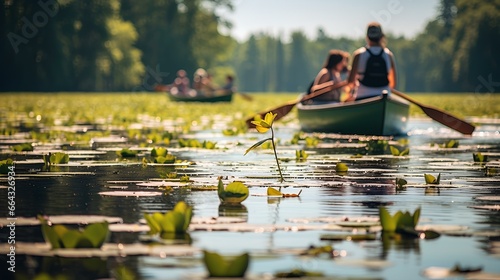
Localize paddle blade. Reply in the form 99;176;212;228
245;102;297;128
238;92;253;101
420;106;475;135
391;89;475;135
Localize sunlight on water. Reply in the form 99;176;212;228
0;116;499;279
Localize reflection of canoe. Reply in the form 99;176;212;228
167;90;233;103
297;91;410;136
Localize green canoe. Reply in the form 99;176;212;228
297;91;410;136
167;91;233;103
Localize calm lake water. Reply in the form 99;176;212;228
0;116;499;280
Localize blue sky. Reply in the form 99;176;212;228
218;0;440;41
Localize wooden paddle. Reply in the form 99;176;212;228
237;92;253;101
245;81;347;128
391;89;475;135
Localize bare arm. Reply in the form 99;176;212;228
311;68;331;92
388;53;397;89
347;53;360;84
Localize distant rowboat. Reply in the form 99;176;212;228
167;90;233;103
296;91;410;136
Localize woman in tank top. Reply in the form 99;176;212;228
309;49;350;103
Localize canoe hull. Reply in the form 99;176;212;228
297;93;410;136
167;91;233;103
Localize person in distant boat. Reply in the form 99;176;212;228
347;22;397;100
217;75;234;95
170;69;190;95
308;49;351;103
191;68;214;96
201;72;217;95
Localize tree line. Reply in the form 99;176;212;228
1;0;498;93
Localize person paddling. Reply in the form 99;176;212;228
308;49;350;103
347;22;397;100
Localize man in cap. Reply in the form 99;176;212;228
347;22;397;100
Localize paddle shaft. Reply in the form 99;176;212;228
245;81;348;128
391;89;475;135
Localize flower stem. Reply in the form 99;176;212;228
271;127;284;183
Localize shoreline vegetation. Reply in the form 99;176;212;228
0;93;498;127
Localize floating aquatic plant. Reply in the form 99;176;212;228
179;174;190;182
295;150;308;161
364;139;389;155
151;147;168;157
290;131;303;145
389;145;410;156
143;201;193;234
379;207;440;239
245;112;284;182
274;269;324;278
178;139;217;149
0;158;14;174
38;216;109;249
379;206;420;233
218;178;249;204
43;152;69;165
11;143;33;152
299;245;333;257
395;177;408;190
222;127;239;136
472;152;488;163
304;136;319;147
431;139;459;148
203;250;250;278
203;140;217;149
116;148;137;158
267;187;302;197
335;162;349;173
154;154;177;164
424;173;441;185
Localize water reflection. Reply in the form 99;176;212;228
1;118;500;279
218;203;248;221
380;232;421;259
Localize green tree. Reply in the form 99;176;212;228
275;36;285;91
286;31;311;92
120;0;233;87
450;0;500;92
239;35;260;91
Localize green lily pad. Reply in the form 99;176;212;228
144;201;193;234
39;216;109;249
151;147;168;157
43;152;69;165
218;179;249;204
0;158;14;174
203;250;249;278
424;173;441;184
335;162;349;172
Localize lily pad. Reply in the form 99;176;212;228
336;221;380;228
474;196;500;201
218;179;249;204
98;191;165;197
203;250;249;278
0;242;199;257
469;205;500;211
320;233;377;241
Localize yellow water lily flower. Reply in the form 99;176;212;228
251;112;277;133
